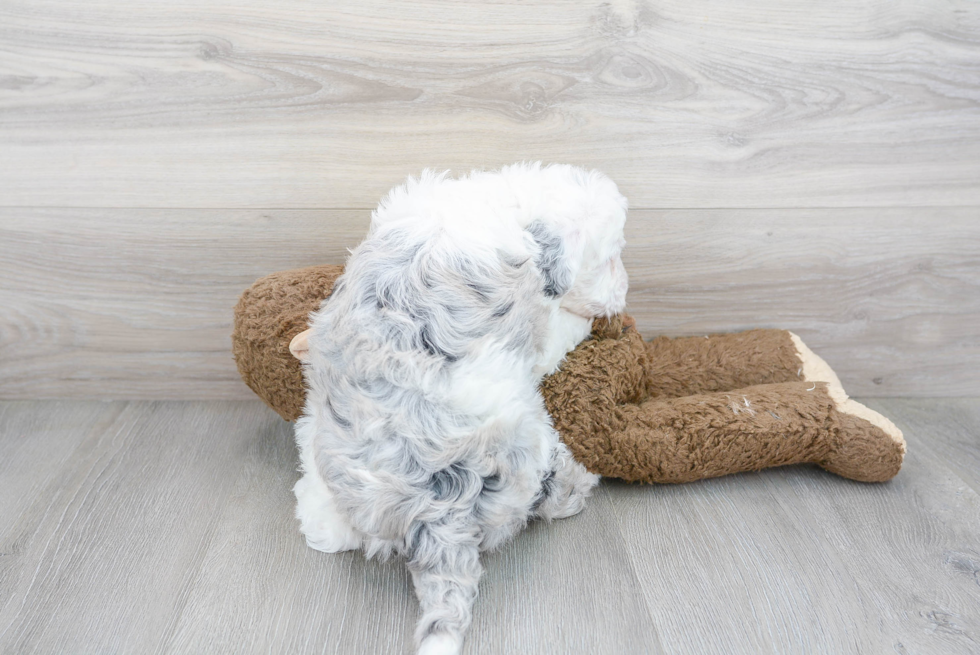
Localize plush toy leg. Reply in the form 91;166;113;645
560;381;905;484
788;332;904;448
643;329;805;398
546;319;905;483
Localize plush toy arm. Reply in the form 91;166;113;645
232;264;344;421
541;315;650;415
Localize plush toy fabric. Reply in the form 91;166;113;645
232;265;341;423
233;265;905;484
543;315;905;483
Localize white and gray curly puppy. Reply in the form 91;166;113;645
293;162;628;655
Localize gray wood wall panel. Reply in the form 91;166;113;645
1;0;979;208
1;0;978;399
0;208;370;400
625;208;980;397
1;207;977;399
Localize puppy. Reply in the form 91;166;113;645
293;162;629;655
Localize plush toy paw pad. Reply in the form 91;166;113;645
790;332;905;480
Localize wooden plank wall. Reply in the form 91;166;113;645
1;0;978;399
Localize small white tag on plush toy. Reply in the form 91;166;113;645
289;329;311;362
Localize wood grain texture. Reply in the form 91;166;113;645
1;207;977;399
1;0;979;208
0;208;371;400
1;398;978;654
0;401;257;653
0;400;125;618
469;487;663;655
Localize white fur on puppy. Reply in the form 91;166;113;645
294;162;629;654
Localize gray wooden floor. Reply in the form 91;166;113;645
1;398;978;654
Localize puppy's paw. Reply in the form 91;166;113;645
294;473;362;553
547;468;600;520
302;521;362;554
418;632;462;655
534;450;600;521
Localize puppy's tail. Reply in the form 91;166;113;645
407;521;482;655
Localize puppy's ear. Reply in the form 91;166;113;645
526;221;579;298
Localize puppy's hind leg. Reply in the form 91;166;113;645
293;416;362;553
294;470;363;553
532;441;600;521
408;521;482;655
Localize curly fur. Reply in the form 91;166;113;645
293;163;629;655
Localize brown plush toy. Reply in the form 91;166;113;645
233;265;905;484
